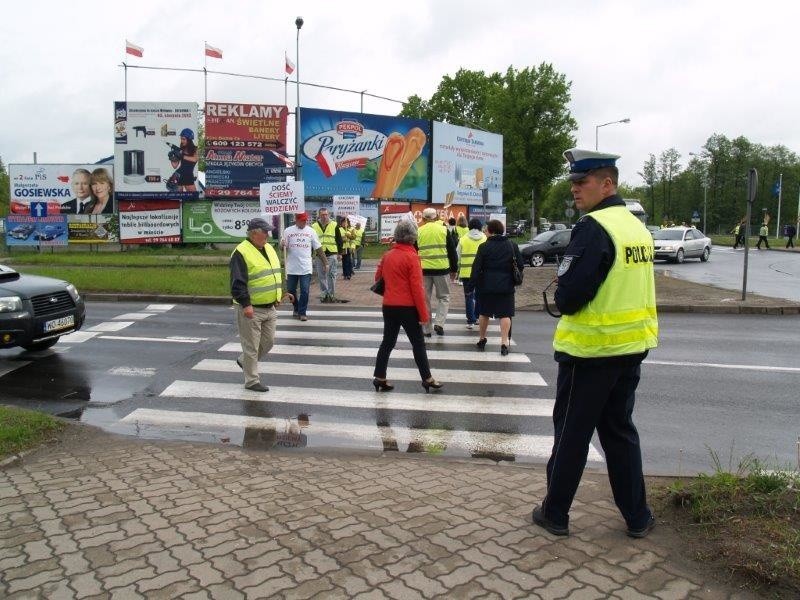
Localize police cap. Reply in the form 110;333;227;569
563;148;620;181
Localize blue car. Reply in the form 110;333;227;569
34;225;66;241
9;223;35;239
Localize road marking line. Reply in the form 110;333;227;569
98;335;206;344
216;342;531;364
109;366;157;377
113;313;155;321
88;321;134;332
645;359;800;373
278;309;467;319
60;331;101;343
160;379;554;416
120;408;603;461
146;304;175;311
276;329;516;346
0;361;30;377
193;358;545;386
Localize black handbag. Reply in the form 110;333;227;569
370;277;385;296
508;240;523;285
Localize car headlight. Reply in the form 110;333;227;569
0;296;23;313
66;284;80;301
661;245;675;251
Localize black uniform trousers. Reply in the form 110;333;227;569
542;359;650;530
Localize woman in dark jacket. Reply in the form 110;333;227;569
469;219;524;355
372;219;443;393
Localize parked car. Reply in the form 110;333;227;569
519;229;572;267
0;265;85;351
509;220;527;236
34;225;66;241
652;227;712;263
9;223;35;240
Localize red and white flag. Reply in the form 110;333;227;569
285;53;295;75
125;40;143;58
205;43;223;59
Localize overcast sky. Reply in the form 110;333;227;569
2;0;796;189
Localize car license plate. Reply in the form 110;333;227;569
44;315;74;333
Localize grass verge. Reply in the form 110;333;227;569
655;453;799;595
0;405;64;459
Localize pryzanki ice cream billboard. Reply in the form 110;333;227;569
299;108;429;200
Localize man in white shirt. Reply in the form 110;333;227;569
281;212;328;321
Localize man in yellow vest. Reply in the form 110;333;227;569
311;208;343;302
533;149;659;539
353;222;365;270
456;218;486;329
418;207;458;336
230;218;294;392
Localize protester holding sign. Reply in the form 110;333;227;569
281;213;327;322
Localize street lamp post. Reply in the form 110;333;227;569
295;16;303;181
594;118;630;150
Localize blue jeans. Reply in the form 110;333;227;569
462;278;479;324
355;245;363;269
285;273;311;316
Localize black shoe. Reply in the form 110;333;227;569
372;378;394;392
476;338;487;351
236;358;244;370
434;325;444;336
626;514;656;538
421;378;443;393
245;382;269;392
424;333;432;338
532;506;569;536
500;344;509;356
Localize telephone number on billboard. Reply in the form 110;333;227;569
206;140;275;148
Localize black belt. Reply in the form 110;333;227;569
251;302;276;308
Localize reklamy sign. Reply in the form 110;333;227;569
204;102;292;198
299;108;429;200
260;181;305;214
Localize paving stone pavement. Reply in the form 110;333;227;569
0;428;760;599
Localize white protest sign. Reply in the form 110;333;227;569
348;214;367;229
260;181;305;214
333;195;359;216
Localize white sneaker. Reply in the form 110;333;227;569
466;323;473;330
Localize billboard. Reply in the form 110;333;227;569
204;102;293;198
431;122;503;206
410;203;468;226
299;108;430;200
5;215;68;247
119;200;182;244
181;200;266;243
67;216;115;244
8;164;115;216
114;101;199;200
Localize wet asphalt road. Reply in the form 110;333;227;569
1;300;797;475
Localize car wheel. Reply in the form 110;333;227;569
675;248;685;264
21;338;59;352
530;252;545;268
700;247;710;262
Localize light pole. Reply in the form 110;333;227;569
594;118;630;150
295;16;304;181
689;151;709;233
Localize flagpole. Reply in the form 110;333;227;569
295;17;304;182
203;41;208;110
776;173;783;239
123;62;128;103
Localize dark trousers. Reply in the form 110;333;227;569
342;252;353;278
756;235;770;249
373;306;431;381
786;236;795;248
542;360;650;529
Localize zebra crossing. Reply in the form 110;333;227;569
114;306;604;464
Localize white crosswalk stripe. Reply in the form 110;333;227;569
114;307;603;463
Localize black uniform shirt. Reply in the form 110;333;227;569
553;194;647;365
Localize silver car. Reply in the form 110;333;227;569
652;226;712;263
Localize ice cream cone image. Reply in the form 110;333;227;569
371;133;405;198
371;128;427;198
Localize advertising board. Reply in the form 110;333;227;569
181;200;266;243
114;101;199;200
299;108;429;200
431;122;503;206
119;200;182;244
8;164;115;216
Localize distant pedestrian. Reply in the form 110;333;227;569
783;223;796;249
280;212;328;322
456;218;486;330
731;223;741;249
756;223;770;249
230;218;294;392
353;222;365;269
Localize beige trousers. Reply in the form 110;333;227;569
235;304;276;387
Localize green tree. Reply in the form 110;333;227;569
197;122;206;172
638;154;657;223
0;155;8;217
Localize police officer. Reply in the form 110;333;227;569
532;149;659;538
230;218;294;392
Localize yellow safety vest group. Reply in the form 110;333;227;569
553;206;658;358
232;241;283;305
354;228;364;247
312;221;338;253
417;222;449;270
455;225;469;241
458;233;487;279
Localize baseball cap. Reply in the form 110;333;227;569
295;212;308;221
247;217;273;232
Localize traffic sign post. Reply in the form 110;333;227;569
742;168;757;301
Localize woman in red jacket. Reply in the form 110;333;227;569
373;219;443;393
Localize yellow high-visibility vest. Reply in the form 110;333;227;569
458;233;487;279
312;221;338;253
553;206;658;357
418;222;449;270
232;241;283;305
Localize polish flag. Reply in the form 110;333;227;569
285;53;295;75
205;43;223;59
125;40;143;58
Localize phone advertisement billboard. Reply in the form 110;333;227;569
431;122;503;206
204;102;293;198
181;200;265;243
114;101;199;200
299;108;429;200
9;164;115;216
